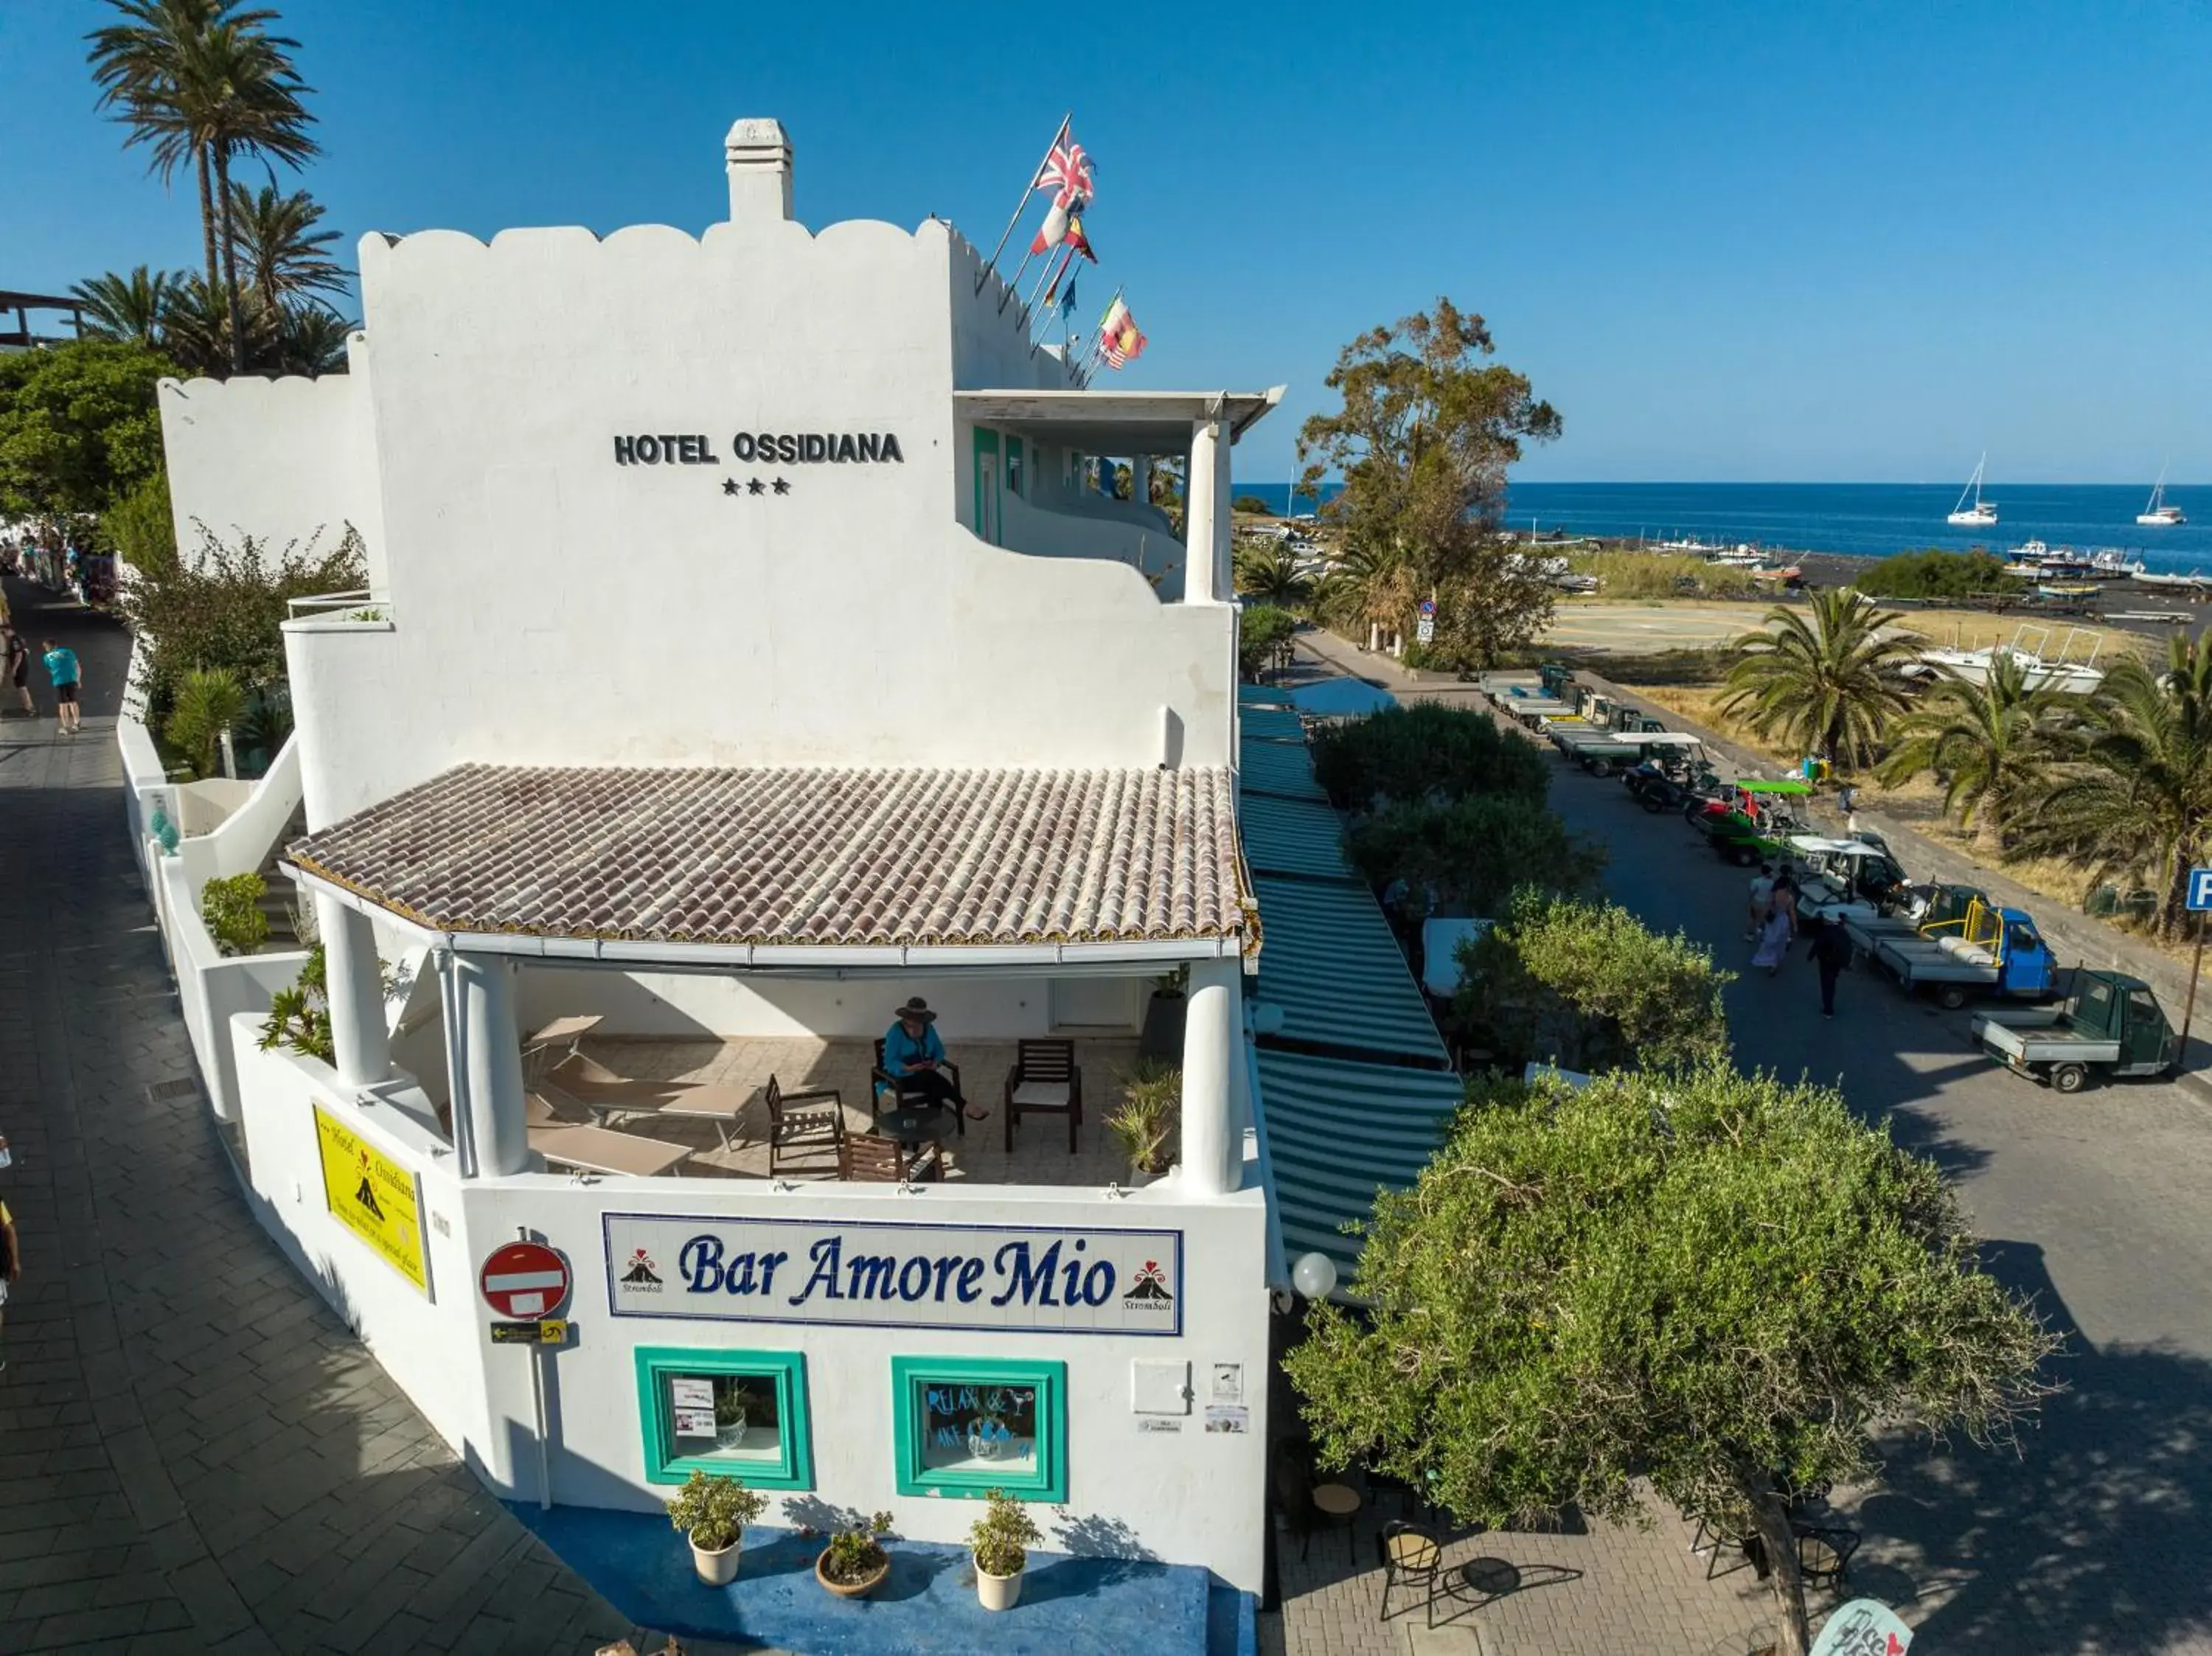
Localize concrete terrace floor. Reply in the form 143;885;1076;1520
1268;626;2212;1656
0;575;752;1655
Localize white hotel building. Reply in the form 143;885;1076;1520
138;117;1321;1624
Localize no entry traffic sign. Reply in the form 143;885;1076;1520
479;1241;571;1320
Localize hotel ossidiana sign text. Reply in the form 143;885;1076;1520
313;1104;430;1296
603;1214;1183;1336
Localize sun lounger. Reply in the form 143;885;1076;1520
524;1093;692;1177
541;1052;753;1148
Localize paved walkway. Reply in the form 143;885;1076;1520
0;579;676;1654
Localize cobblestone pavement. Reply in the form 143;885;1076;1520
1268;630;2212;1656
0;582;715;1654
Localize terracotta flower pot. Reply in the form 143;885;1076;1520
815;1545;890;1599
689;1528;742;1586
975;1555;1024;1612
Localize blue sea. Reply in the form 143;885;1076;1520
1238;481;2212;572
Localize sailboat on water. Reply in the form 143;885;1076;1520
2138;463;2185;526
1947;453;1998;526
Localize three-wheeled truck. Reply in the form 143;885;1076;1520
1867;897;2056;1010
1691;778;1815;865
1972;970;2177;1093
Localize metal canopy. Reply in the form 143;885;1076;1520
955;386;1283;455
1256;1049;1464;1281
1251;875;1450;1068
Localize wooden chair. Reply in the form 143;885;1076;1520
870;1037;965;1136
1376;1521;1445;1627
1004;1038;1082;1153
765;1074;845;1177
838;1132;944;1184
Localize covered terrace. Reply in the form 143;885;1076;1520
284;760;1260;1196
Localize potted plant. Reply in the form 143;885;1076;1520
1137;964;1189;1063
968;1488;1043;1612
664;1469;767;1587
814;1510;894;1599
1107;1061;1180;1178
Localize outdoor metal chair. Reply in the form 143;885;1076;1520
838;1131;943;1184
765;1074;845;1177
1792;1524;1858;1592
870;1038;965;1135
1004;1037;1083;1153
1376;1520;1445;1627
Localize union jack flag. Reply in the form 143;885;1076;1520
1037;132;1095;206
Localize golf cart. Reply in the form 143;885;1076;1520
1554;727;1706;779
1972;970;2177;1093
1785;835;1910;922
1691;779;1815;866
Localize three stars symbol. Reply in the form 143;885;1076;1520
722;476;788;497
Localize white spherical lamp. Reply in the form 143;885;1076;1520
1291;1251;1338;1301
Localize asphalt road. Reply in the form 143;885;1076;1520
1;570;132;722
1540;744;2212;1652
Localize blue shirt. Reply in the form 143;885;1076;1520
42;647;78;686
880;1022;945;1076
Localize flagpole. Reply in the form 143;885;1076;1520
1023;239;1078;327
977;112;1069;296
1088;284;1125;369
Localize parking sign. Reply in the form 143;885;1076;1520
2189;868;2212;912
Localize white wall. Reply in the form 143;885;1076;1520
174;735;302;888
463;1170;1270;1589
224;216;1238;828
158;347;385;585
159;859;311;1121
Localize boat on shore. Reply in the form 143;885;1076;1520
1948;454;1999;526
2132;567;2210;591
2138;465;2185;526
1905;624;2107;695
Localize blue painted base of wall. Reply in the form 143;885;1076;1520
508;1506;1255;1655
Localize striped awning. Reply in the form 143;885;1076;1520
1238;736;1328;802
1252;875;1448;1067
1239;793;1354;883
1242;706;1307;744
1239;683;1295;709
1255;1049;1464;1282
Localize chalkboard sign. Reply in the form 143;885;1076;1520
921;1381;1037;1473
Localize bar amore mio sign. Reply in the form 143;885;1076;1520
603;1214;1183;1337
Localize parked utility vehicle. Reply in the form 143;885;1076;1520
1972;971;2177;1092
1869;897;2056;1009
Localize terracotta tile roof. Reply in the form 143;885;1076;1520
288;764;1246;950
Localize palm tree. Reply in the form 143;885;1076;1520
226;178;349;308
2011;633;2212;938
1874;653;2062;836
1234;543;1313;610
1717;588;1921;766
158;274;253;375
86;1;319;374
270;302;352;375
71;265;186;347
1315;540;1414;651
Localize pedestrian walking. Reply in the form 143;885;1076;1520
1747;860;1776;941
3;628;29;718
1806;914;1853;1018
1753;874;1798;975
41;638;80;734
1838;782;1860;834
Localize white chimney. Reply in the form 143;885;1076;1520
725;118;793;222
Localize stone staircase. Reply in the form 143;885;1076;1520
255;806;308;949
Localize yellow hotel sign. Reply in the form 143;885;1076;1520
313;1104;429;1295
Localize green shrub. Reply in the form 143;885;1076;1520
1453;888;1733;1072
970;1489;1043;1576
1853;548;2013;599
1346;797;1603;918
200;872;270;956
1567;551;1758;600
1232;494;1273;515
664;1469;767;1551
1107;1061;1180;1175
163;666;246;778
1237;604;1298;678
1310;702;1551;810
258;942;334;1062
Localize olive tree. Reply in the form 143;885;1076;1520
1284;1065;2057;1655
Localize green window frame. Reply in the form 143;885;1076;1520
634;1346;813;1489
890;1356;1065;1502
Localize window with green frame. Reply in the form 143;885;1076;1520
890;1356;1065;1502
634;1347;813;1489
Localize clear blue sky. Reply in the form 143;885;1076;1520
7;0;2209;484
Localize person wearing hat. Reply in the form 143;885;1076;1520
880;998;983;1121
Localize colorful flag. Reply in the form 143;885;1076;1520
1037;133;1095;206
1060;273;1078;318
1099;296;1147;369
1063;209;1096;262
1029;196;1069;256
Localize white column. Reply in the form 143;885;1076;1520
1211;418;1234;602
1186;419;1223;602
316;892;390;1090
456;954;528;1176
724;118;793;222
1179;957;1239;1197
1130;453;1151;511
